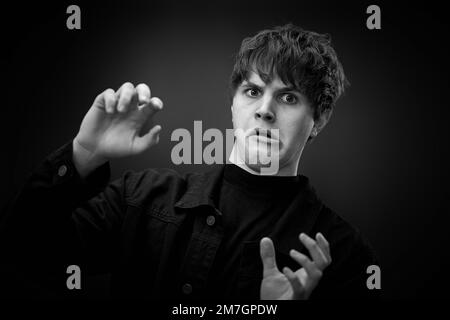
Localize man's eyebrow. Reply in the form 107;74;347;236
240;80;304;97
241;80;300;93
240;80;264;88
283;84;299;91
277;85;306;98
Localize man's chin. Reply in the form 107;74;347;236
244;151;281;174
231;140;282;174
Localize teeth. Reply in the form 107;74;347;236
253;129;273;139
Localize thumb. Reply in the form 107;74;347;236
132;125;162;154
260;237;279;277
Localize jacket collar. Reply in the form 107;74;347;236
174;165;225;213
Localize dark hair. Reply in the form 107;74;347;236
230;24;348;120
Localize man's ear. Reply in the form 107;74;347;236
310;109;332;140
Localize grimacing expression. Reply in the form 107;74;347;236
231;71;315;174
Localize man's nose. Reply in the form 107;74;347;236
255;97;276;123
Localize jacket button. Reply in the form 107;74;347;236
206;215;215;226
182;283;193;295
58;165;68;177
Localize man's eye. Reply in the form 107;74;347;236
280;93;298;104
245;88;261;97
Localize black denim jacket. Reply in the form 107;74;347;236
1;140;380;299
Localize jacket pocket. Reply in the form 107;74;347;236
236;241;262;299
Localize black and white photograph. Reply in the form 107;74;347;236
0;0;449;311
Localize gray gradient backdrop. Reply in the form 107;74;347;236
1;0;449;299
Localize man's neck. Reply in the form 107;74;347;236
228;145;298;176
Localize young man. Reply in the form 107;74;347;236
2;24;379;299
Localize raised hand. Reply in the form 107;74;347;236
260;232;331;300
73;82;163;177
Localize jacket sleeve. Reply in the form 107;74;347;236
0;140;130;296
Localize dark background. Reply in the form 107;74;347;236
1;0;449;299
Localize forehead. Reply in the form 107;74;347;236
242;71;292;90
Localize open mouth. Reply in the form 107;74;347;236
252;128;279;142
255;128;271;139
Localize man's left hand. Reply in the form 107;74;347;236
259;232;332;300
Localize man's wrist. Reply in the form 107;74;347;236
72;138;108;179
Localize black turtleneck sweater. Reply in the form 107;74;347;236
206;164;306;297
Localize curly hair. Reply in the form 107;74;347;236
230;24;349;121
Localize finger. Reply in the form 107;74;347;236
260;237;278;277
114;82;127;100
132;124;162;153
117;82;137;113
316;232;332;264
299;233;329;270
150;97;163;110
137;97;164;137
289;249;322;282
135;83;151;106
93;88;113;112
139;97;164;116
282;267;305;299
103;88;117;114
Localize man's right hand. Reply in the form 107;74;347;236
73;82;163;178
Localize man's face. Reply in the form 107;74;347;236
231;71;315;175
